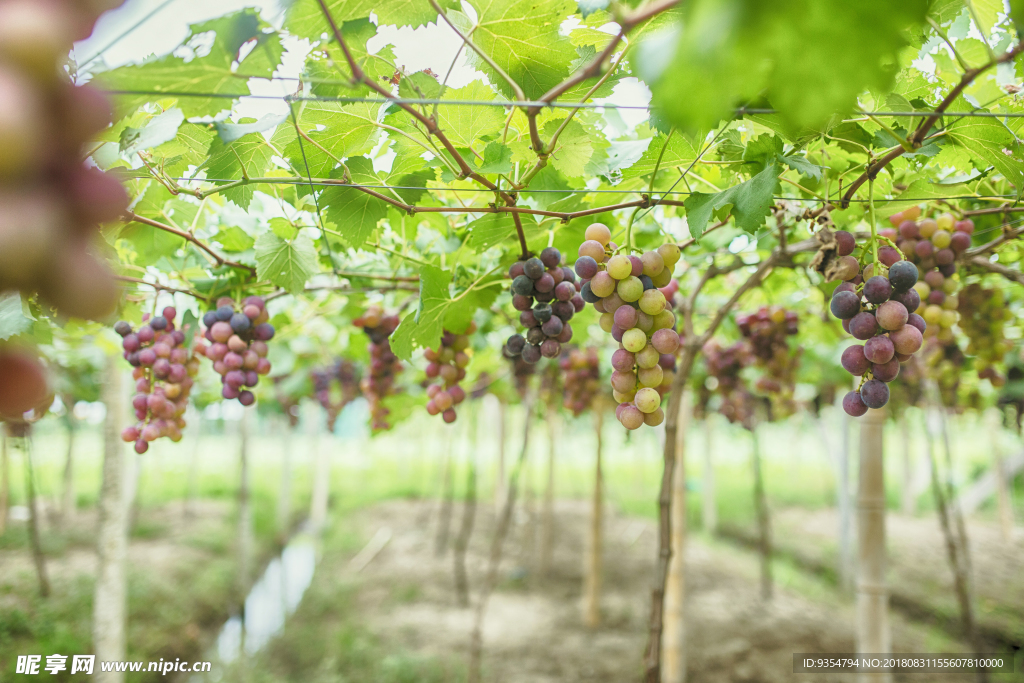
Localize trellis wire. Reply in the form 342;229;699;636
97;88;1024;118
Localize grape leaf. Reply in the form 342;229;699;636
780;154;824;181
321;159;388;249
120;108;185;156
281;101;381;178
203;132;277;209
286;0;458;35
578;0;610;17
215;114;287;143
474;141;515;174
390;265;454;360
544;118;593;178
436;81;506;148
0;293;32;341
683;162;780;236
621;133;701;179
946;118;1024;197
467;213;542;251
254;232;319;294
214;226;255;252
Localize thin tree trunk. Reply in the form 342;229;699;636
899;417;914;516
468;396;534;683
238;408;253;601
0;432;9;535
539;404;557;578
94;357;128;683
939;410;974;581
494;398;507;513
18;432;51;597
839;410;854;592
61;416;76;527
856;408;891;683
989;412;1014;543
927;407;988;682
702;416;716;535
435;428;456;557
309;411;330;532
643;345;698;683
751;424;772;601
583;409;604;628
662;392;691;683
454;413;478;607
277;418;293;542
184;409;202;519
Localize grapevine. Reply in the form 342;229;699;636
196;296;275;406
560;347;602;416
424;326;474;423
311;360;361;430
353;304;403;431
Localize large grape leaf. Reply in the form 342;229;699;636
683;162;780;236
0;293;32;341
254;232;319;294
321;158;388;250
203;131;277;209
946;118;1024;197
436;81;506;149
621;132;702;180
390;265;454;360
286;0;458;36
450;0;579;100
466;213;542;251
280;101;381;178
544;118;593;178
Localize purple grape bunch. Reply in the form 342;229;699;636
503;246;585;363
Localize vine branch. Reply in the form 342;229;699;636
122;211;256;274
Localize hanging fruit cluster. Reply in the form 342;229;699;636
116;307;199;453
958;283;1012;386
827;226;926;416
503;247;584;363
560;347;602;416
737;306;802;417
424;325;474;423
0;0;128;320
196;297;274;406
311;359;361;430
702;340;756;427
353;304;402;430
571;222;681;430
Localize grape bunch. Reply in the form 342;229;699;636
311;359;361;430
702;340;756;427
828;230;926;416
116;307;200;453
196;297;274;406
503;247;584;363
0;0;129;321
737;306;802;416
424;325;474;424
570;223;682;430
353;305;402;430
560;347;601;416
958;283;1012;386
888;209;973;280
0;348;52;423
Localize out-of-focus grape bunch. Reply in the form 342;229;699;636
570;222;681;430
737;306;802;417
424;325;474;424
311;359;361;431
0;347;53;423
510;354;536;397
116;307;199;453
503;247;583;363
958;283;1012;386
560;346;601;416
353;304;402;430
196;296;274;406
825;225;926;416
0;0;129;320
702;339;755;427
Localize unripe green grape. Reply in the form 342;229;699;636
585;222;611;245
657;243;680;268
939;309;958;328
578;239;606;263
652;310;675;331
931;230;951;249
591;270;616;297
607;254;632;279
599;312;614;332
935;213;954;230
641;251;665;277
634;387;661;413
651;267;673;288
643;407;665;427
918;218;937;238
617;275;643;302
636;310;654;334
622;328;647;352
636;344;660;369
639;289;666;315
638;364;663;388
613;388;636;403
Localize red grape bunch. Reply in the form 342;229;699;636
958;283;1012;386
353;305;402;430
737;307;801;417
560;347;602;416
828;229;925;416
503;247;584;363
311;360;361;430
570;223;682;430
702;340;756;427
0;0;130;321
424;325;474;423
196;297;274;406
116;307;200;453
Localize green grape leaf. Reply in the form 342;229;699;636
946;118;1024;197
780;154;824;180
0;293;32;341
467;213;543;251
475;141;515;175
214;113;287;143
970;0;1003;35
286;0;458;35
270;217;299;240
683;162;780;236
214;226;255;252
282;101;381;178
436;81;506;149
254;232;319;294
203;132;276;209
544;118;594;178
390;265;454;360
120;108;185;156
321;159;388;249
238;33;285;78
449;0;579;100
621;132;702;179
578;0;610;17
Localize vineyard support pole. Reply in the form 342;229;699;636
702;416;716;534
93;357;128;683
539;404;558;578
856;408;891;683
839;409;854;592
583;408;604;628
662;391;691;683
751;422;772;601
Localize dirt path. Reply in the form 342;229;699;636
337;500;989;683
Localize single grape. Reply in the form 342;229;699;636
651;328;680;354
863;276;892;304
622;328;647;353
863;335;894;364
614;305;639;329
617;276;643;302
522;343;541;364
611;348;635;372
585;223;611;245
842;390;868;417
834;230;855;256
891;287;920;313
878;246;901;267
591;271;616;298
512;275;535;296
619;404;644;430
872;357;900;382
507;334;526;354
849;312;878;340
906;313;926;334
860;379;889;409
841;345;870;376
540;247;561;268
524;257;545;280
889;324;923;355
574;256;598;279
634;387;660;413
875;300;908;331
830;290;861;319
833;255;860;281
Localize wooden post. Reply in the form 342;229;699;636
899;417;914;516
93;356;128;683
662;392;691;683
18;430;50;597
583;408;604;628
237;408;253;600
539;404;558;577
702;416;716;535
856;408;891;683
838;410;854;592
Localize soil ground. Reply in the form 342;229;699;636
331;499;1015;683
